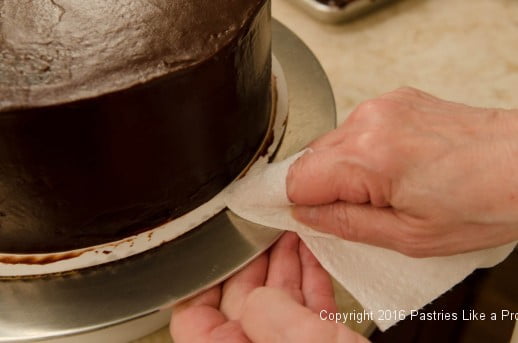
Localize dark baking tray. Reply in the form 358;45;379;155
287;0;396;24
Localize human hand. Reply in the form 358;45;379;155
287;87;518;257
170;232;368;343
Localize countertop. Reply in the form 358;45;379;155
135;0;518;341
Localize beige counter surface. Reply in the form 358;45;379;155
276;0;518;124
135;0;518;341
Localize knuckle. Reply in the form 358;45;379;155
331;204;358;241
356;98;386;116
354;131;383;151
349;131;397;175
349;98;399;126
357;98;384;112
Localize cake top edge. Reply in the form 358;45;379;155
0;0;267;112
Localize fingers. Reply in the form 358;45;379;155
241;287;369;343
286;148;343;205
220;253;268;320
299;241;338;314
172;285;254;343
171;286;227;343
292;202;424;256
173;285;222;314
265;232;304;304
287;148;380;206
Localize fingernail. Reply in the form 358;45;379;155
292;206;320;227
286;164;296;202
286;149;313;202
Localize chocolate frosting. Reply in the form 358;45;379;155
0;0;271;253
0;0;266;110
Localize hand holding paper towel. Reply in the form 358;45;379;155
225;151;516;330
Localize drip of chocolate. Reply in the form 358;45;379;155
0;0;272;253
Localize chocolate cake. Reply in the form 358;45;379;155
0;0;272;253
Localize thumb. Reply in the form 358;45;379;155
241;287;368;343
286;148;388;207
292;202;421;257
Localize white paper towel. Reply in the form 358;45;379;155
225;151;517;331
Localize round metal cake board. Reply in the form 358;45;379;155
0;19;336;343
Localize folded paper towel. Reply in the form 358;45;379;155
225;150;516;331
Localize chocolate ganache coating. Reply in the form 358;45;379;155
0;0;272;253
